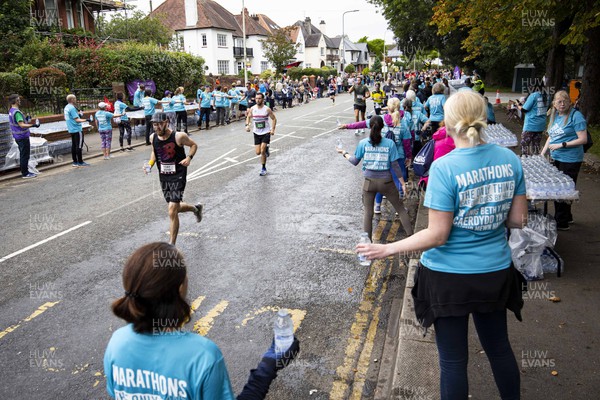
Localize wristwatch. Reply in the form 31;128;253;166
562;142;567;148
188;154;194;159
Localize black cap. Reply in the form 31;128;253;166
151;112;168;123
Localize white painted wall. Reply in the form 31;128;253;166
181;28;236;75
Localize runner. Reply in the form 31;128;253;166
328;77;337;104
348;75;370;135
246;92;277;176
371;82;385;115
144;112;202;245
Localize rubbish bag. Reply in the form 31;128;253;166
509;227;547;280
527;212;557;247
541;247;564;274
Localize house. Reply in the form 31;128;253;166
293;18;339;70
286;25;305;68
30;0;121;33
151;0;280;76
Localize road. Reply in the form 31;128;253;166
0;93;415;399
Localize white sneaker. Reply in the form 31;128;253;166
361;129;365;134
355;129;360;136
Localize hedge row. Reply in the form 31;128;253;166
286;66;338;80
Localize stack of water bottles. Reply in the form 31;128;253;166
483;124;518;147
521;155;579;200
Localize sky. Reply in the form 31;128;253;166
126;0;395;44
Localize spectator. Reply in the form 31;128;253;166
64;94;90;166
419;123;455;189
424;83;447;133
142;89;159;145
198;85;213;130
133;84;145;107
172;87;188;134
518;85;548;155
114;92;141;152
95;102;115;160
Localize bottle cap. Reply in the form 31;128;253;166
278;308;289;316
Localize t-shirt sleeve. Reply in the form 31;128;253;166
199;356;235;400
423;162;456;212
69;107;79;119
103;344;115;398
513;159;526;196
522;93;535;112
15;111;24;123
354;142;365;160
151;98;159;106
573;111;587;132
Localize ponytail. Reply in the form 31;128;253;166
369;115;384;146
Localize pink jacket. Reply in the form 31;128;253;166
345;113;412;159
421;127;455;186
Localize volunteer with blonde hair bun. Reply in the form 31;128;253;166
357;90;528;400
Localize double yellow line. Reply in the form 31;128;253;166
330;218;400;399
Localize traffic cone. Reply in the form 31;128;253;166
495;89;501;104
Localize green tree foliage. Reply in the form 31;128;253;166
0;0;35;71
261;27;299;76
96;11;173;46
0;73;23;97
368;39;385;60
344;64;356;74
372;58;382;73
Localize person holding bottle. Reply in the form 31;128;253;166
64;94;91;166
357;91;528;400
337;115;413;240
104;242;299;400
8;94;40;178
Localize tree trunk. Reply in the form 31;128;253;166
545;17;573;95
578;25;600;125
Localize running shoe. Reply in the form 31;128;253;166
557;225;570;231
22;173;37;179
120;148;125;152
355;130;360;136
72;162;79;167
260;168;267;176
374;204;381;214
361;129;365;134
126;147;134;152
194;204;203;223
78;162;90;167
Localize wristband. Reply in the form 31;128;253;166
148;159;155;167
188;154;194;159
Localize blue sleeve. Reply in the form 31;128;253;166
151;98;159;106
103;346;115;398
69;107;79;119
424;98;430;108
573;110;587;132
522;93;536;112
419;113;428;124
354;141;365;161
107;112;114;119
513;159;526;196
423;162;456;212
199;356;235;399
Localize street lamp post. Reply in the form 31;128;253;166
342;9;359;73
242;0;247;88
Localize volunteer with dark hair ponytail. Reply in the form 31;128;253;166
104;242;299;400
358;91;528;400
337;115;413;240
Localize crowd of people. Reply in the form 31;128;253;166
6;64;590;400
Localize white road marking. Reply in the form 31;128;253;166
96;192;156;218
188;148;237;179
224;157;239;163
0;221;92;264
313;127;339;138
293;111;317;120
282;125;326;131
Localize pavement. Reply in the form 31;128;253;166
379;107;600;399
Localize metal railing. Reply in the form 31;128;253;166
233;47;254;57
14;87;113;116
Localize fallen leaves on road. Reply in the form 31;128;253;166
551;370;559;376
549;296;561;302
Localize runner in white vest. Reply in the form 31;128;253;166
246;92;277;176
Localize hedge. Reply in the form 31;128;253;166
0;73;23;98
27;67;67;96
286;66;338;81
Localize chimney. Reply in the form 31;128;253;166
304;17;311;35
184;0;198;27
319;20;326;35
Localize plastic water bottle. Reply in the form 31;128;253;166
35;118;40;126
274;309;294;353
337;118;342;127
336;137;343;151
89;114;94;122
144;161;152;175
358;232;371;266
26;114;31;123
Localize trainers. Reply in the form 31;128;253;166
260;168;267;176
120;147;125;152
126;147;134;152
568;219;574;224
374;204;381;214
78;162;90;167
193;204;203;223
265;146;270;158
355;130;360;136
72;162;79;167
556;225;570;231
361;129;365;134
22;173;37;179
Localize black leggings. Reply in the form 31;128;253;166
71;131;84;163
199;107;211;129
118;120;132;147
145;115;153;145
176;110;188;133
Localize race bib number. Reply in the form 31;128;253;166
160;162;176;174
357;95;364;100
255;121;266;129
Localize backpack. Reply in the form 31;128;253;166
413;139;435;177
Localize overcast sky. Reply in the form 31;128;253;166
128;0;394;43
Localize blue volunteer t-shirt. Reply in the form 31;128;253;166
229;89;239;104
411;110;429;140
522;92;547;132
420;144;526;274
133;89;144;107
95;110;114;131
200;92;212;108
214;91;225;107
142;97;159;116
64;103;82;133
161;97;175;113
172;94;186;112
548;109;586;163
114;100;129;122
104;324;235;400
354;137;400;171
487;103;496;123
424;94;446;122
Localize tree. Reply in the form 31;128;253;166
261;27;299;76
1;0;34;71
372;58;382;73
96;10;173;46
368;39;385;60
344;64;356;74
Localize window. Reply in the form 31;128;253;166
306;63;311;68
235;38;243;47
202;34;207;47
297;46;303;54
237;61;243;74
217;34;227;47
65;0;74;29
76;0;84;28
44;0;58;25
217;60;229;75
260;62;269;72
321;47;325;56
